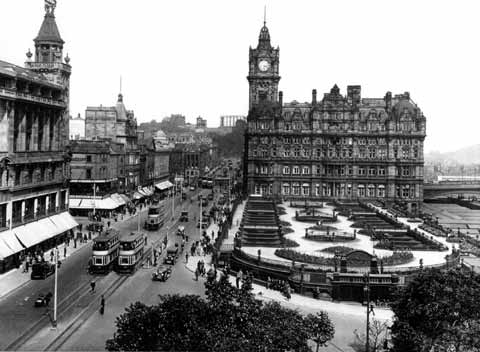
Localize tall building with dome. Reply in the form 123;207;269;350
244;20;427;212
0;1;77;273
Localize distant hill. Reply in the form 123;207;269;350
426;145;480;165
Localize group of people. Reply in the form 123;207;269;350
266;277;292;299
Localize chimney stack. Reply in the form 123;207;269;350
279;91;283;106
312;89;317;104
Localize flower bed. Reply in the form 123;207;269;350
304;234;355;243
274;248;414;267
281;238;299;248
319;246;355;255
282;227;294;235
279;220;292;227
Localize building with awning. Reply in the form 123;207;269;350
155;180;173;191
69;197;120;210
0;212;79;270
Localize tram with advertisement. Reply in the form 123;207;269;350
116;232;146;274
89;228;120;274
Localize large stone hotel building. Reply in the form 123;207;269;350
245;22;426;211
0;3;77;272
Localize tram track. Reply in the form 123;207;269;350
43;274;129;351
5;275;95;350
7;195;197;350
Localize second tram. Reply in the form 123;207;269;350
116;232;146;274
90;228;120;274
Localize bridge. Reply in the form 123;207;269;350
424;182;480;199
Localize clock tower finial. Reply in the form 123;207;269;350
247;15;280;110
264;5;266;26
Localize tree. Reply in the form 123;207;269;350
107;274;335;352
389;268;480;352
349;319;389;352
304;311;336;352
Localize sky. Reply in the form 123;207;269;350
1;0;479;153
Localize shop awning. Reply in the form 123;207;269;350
50;212;78;234
142;187;153;196
138;189;148;196
110;193;126;207
119;194;131;204
0;230;26;255
12;213;78;249
69;197;120;210
132;191;144;200
155;180;173;190
0;239;14;260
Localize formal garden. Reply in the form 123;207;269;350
240;200;454;271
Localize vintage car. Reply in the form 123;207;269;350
151;265;172;281
34;292;53;307
31;262;56;280
179;211;189;222
164;246;179;265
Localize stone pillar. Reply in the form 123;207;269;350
31;109;39;151
21;200;25;222
17;106;27;152
42;110;49;151
34;198;38;217
6;201;12;229
6;101;15;154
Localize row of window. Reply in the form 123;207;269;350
251;147;419;159
251;121;420;132
254;183;418;199
255;165;420;177
253;137;422;146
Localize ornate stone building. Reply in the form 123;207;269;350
85;94;140;193
0;2;77;272
245;22;426;211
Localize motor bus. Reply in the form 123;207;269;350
145;202;165;230
116;232;146;274
90;228;120;274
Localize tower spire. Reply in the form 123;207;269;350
264;5;266;26
120;75;122;94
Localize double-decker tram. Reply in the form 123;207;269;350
90;228;120;274
116;232;146;274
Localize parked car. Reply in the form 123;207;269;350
152;265;172;281
189;186;195;191
180;211;189;222
31;262;56;280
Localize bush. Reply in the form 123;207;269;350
281;238;299;247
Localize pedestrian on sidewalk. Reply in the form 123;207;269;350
90;280;96;293
236;269;243;289
100;295;105;315
185;252;189;263
194;268;199;281
64;246;67;259
107;220;111;228
50;250;54;262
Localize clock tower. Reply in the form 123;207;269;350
247;20;280;110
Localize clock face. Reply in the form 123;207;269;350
258;60;270;72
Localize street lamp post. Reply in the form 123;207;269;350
52;247;59;328
364;272;372;352
172;182;175;221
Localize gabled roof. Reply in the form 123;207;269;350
35;13;64;44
